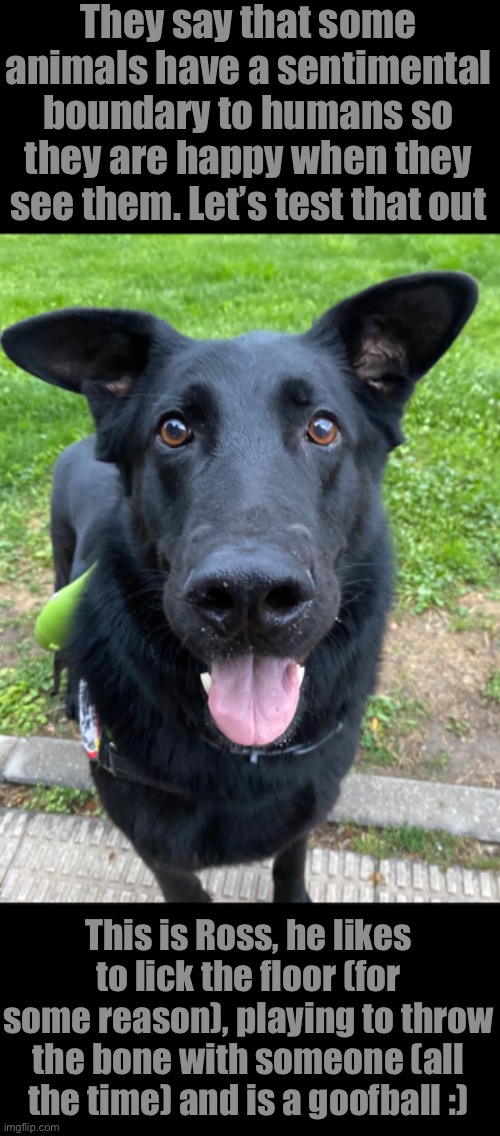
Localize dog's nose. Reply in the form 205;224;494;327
184;547;315;637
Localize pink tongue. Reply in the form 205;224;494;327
208;655;301;747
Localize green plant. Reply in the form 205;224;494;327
0;664;51;734
423;750;451;775
484;670;500;702
335;820;500;871
449;604;498;633
446;717;472;738
26;783;106;816
359;694;427;767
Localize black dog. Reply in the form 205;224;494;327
2;272;477;902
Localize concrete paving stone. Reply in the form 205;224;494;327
1;735;94;791
0;809;29;887
334;772;500;841
445;866;460;895
327;850;339;876
0;736;17;765
479;873;496;899
0;807;498;901
0;809;29;837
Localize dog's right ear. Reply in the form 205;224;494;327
1;308;182;400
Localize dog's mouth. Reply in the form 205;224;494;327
199;655;305;747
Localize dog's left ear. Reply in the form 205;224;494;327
2;308;188;470
1;308;162;395
310;271;478;410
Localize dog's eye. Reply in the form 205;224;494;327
306;416;339;446
158;416;193;448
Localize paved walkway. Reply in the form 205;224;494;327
1;734;498;903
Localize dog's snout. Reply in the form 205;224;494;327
184;548;315;637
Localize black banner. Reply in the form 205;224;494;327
1;4;498;232
2;904;498;1124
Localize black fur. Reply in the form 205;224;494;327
2;272;478;902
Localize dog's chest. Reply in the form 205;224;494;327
93;750;324;870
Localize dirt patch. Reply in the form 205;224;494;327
0;570;54;668
363;592;500;788
1;580;499;789
0;569;53;615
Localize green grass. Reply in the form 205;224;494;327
422;750;452;777
0;658;53;734
484;671;500;703
449;604;498;633
335;820;500;872
0;234;498;740
446;717;472;738
358;693;428;768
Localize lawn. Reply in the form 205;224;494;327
0;233;498;736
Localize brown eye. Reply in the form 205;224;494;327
307;416;339;446
159;416;192;448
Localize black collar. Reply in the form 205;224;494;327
96;719;344;797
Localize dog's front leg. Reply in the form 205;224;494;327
140;854;213;903
65;667;80;720
52;651;64;697
52;651;79;720
272;837;311;903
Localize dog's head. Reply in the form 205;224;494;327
2;272;477;746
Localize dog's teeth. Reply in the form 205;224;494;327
200;672;212;695
297;664;305;688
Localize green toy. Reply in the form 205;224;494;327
35;565;95;651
